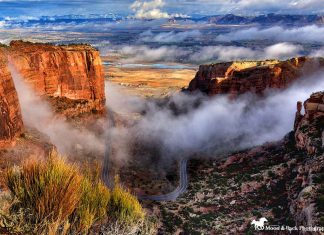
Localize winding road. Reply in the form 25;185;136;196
137;158;188;201
102;108;189;201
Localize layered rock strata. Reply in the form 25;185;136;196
188;57;324;97
8;40;105;113
0;48;23;147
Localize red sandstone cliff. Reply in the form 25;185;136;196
0;41;106;147
8;41;105;114
0;48;24;147
188;57;324;97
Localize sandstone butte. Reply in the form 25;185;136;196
0;40;105;147
8;40;105;111
188;57;324;97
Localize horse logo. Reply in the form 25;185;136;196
251;217;268;230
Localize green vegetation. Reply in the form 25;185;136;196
108;176;145;224
0;150;154;234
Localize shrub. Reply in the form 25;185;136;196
108;177;145;224
6;151;82;224
72;177;110;232
2;151;147;234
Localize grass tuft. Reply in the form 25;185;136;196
6;151;82;224
108;176;145;224
1;150;150;234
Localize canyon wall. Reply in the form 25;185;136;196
8;40;106;114
0;48;24;147
0;41;106;147
188;57;324;97
289;92;324;227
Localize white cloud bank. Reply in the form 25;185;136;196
131;0;188;19
114;42;303;63
105;70;324;160
216;25;324;43
139;30;201;43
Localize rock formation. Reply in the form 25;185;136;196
0;40;106;146
289;91;324;228
159;91;324;234
294;92;324;155
0;48;24;147
188;57;324;97
8;40;105;114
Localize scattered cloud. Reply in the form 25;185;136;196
117;45;188;63
114;43;303;64
216;25;324;43
263;43;303;59
0;21;6;28
189;43;302;62
139;30;201;43
310;47;324;57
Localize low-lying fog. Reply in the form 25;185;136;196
9;54;324;166
105;70;324;161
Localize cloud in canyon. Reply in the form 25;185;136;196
105;70;324;161
9;64;105;156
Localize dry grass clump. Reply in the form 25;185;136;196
6;151;82;224
72;176;110;232
0;150;152;234
108;177;145;224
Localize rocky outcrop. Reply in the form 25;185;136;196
8;40;105;113
188;57;324;97
0;40;106;146
0;48;23;147
289;92;324;229
295;92;324;155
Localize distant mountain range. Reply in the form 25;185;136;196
177;13;324;26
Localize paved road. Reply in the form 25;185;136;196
137;158;188;201
101;108;115;188
102;108;189;201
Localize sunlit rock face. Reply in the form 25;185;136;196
0;48;23;147
295;91;324;155
8;40;106;113
0;41;107;146
188;57;324;97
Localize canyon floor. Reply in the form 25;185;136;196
103;57;197;98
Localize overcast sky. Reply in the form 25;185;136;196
0;0;323;18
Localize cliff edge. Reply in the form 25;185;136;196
8;40;106;115
188;57;324;97
0;41;106;147
0;48;23;147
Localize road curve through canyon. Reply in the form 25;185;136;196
137;158;188;201
102;108;189;201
